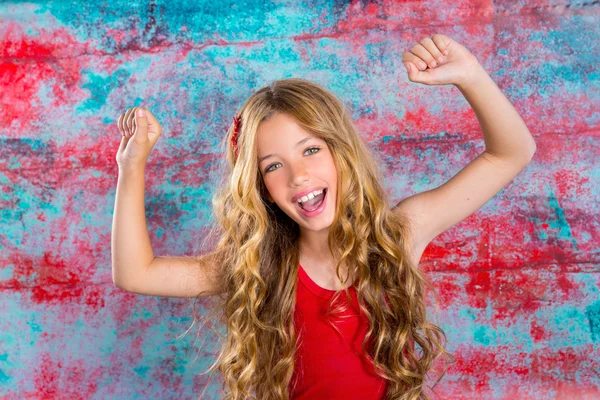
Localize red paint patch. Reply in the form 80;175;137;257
435;344;600;398
0;23;90;131
464;271;491;309
530;319;548;342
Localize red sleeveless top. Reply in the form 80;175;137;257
289;264;388;399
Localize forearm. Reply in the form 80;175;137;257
455;64;537;161
111;167;155;287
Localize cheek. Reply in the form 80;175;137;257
263;177;281;200
326;159;338;182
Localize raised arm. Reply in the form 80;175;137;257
111;107;224;298
111;165;155;288
396;34;537;255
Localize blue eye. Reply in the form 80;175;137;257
264;146;321;173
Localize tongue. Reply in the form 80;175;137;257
302;192;324;211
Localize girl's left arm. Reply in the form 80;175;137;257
394;34;537;261
456;63;537;161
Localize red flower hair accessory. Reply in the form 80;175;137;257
231;114;241;159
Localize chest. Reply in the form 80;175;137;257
299;264;354;291
290;273;388;398
300;247;424;292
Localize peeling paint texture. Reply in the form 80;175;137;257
1;1;599;399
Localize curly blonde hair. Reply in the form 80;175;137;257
188;78;455;399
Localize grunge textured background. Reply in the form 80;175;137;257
1;0;598;399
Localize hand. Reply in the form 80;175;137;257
401;33;482;87
116;106;162;171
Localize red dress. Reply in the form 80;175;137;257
289;264;388;399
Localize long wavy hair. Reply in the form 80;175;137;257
188;78;455;399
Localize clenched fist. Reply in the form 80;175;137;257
116;106;162;171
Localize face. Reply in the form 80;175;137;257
256;113;337;231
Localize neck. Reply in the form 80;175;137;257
298;228;349;275
298;228;331;261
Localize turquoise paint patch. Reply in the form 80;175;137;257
24;0;332;45
440;301;598;352
26;319;43;334
474;325;493;345
0;351;15;386
546;184;577;248
77;69;133;113
0;367;10;385
382;135;394;144
134;365;150;378
0;352;11;385
440;306;478;346
585;301;600;342
134;308;153;321
544;304;594;349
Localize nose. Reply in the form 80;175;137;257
290;162;309;187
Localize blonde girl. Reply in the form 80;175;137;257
112;33;536;399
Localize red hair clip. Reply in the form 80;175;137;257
231;115;241;158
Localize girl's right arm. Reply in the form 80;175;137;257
111;107;224;298
110;166;154;290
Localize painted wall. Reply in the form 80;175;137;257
1;0;598;398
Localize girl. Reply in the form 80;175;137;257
112;33;536;400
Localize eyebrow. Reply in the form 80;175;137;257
258;137;313;164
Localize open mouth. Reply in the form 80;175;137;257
295;188;327;212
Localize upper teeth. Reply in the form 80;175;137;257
297;189;324;205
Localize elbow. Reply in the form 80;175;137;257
517;131;537;163
519;141;537;165
111;270;129;292
113;279;132;293
526;145;536;163
527;135;537;159
112;277;126;291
